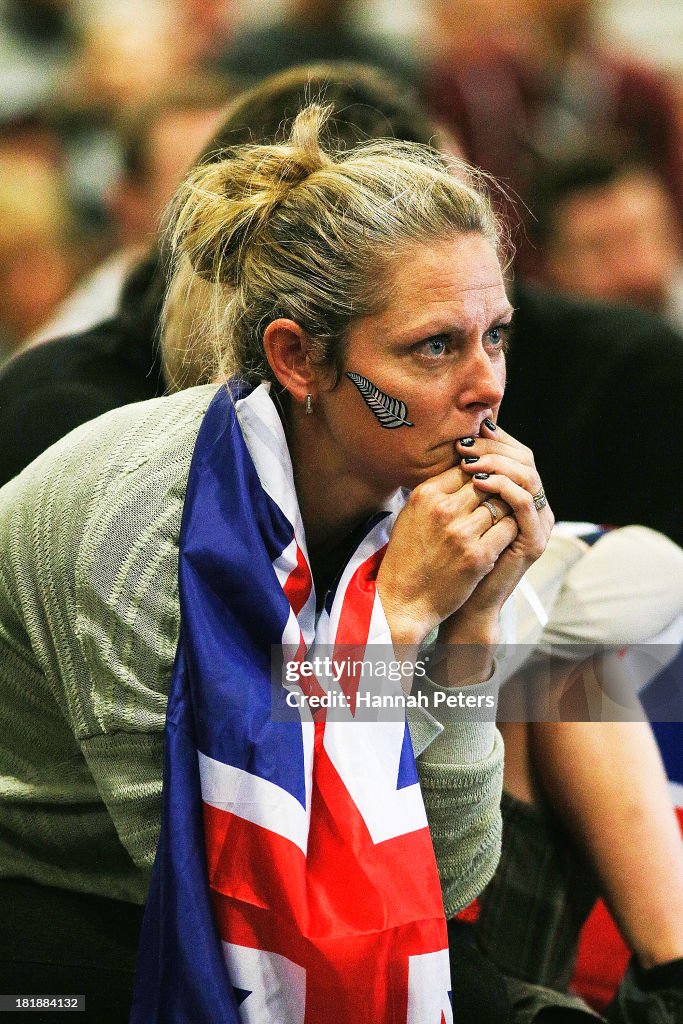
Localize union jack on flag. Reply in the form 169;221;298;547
131;383;452;1024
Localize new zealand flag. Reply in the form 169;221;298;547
130;383;452;1023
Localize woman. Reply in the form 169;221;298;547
0;105;551;1021
159;66;683;1023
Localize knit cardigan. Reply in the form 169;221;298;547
0;384;503;914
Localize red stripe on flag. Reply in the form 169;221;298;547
204;801;308;925
288;633;327;704
332;545;387;711
335;545;387;648
284;544;313;617
454;898;480;925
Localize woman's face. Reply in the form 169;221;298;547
315;233;511;494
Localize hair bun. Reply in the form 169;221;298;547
169;104;334;283
287;103;333;172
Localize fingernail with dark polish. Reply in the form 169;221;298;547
459;436;475;447
483;418;497;430
463;456;480;464
474;472;490;480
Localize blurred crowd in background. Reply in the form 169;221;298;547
1;0;683;364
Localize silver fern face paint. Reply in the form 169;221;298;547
345;372;414;428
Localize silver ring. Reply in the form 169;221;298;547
533;487;547;512
482;500;498;525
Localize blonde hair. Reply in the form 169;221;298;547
162;103;501;391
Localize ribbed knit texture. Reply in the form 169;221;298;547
0;384;502;911
419;731;503;916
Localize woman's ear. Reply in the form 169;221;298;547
263;319;317;403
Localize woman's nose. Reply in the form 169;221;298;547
459;349;505;410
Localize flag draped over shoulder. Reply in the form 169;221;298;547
130;382;452;1024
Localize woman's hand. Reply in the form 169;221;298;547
442;420;554;642
376;463;519;648
377;420;552;654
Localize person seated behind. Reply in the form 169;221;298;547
472;523;683;1023
423;0;683;235
28;78;231;347
216;0;418;85
527;151;683;333
0;149;79;363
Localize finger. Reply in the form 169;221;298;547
407;480;486;540
414;463;471;496
460;453;542;494
474;496;513;537
477;513;519;560
456;434;535;466
472;474;554;542
432;486;511;541
438;480;495;519
479;418;531;454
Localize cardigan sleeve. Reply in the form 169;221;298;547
417;729;503;917
411;667;504;917
0;388;215;901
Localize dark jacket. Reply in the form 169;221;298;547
0;257;164;488
504;281;683;546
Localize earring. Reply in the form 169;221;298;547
304;394;313;415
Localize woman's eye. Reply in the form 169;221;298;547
486;324;511;350
422;337;447;358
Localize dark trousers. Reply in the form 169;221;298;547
0;879;144;1023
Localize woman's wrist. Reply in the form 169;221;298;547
384;616;430;649
439;609;501;648
424;612;499;689
376;584;434;648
